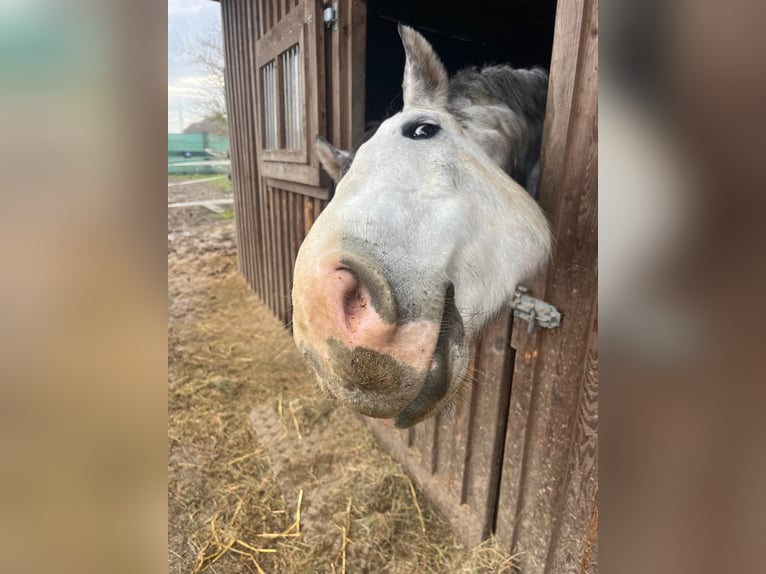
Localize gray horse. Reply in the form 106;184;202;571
292;25;551;428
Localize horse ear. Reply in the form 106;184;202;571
315;135;351;183
398;24;448;110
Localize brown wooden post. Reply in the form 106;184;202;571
494;0;598;572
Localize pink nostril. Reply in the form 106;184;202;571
327;265;394;345
343;284;369;333
332;266;371;334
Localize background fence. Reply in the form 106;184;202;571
168;133;230;174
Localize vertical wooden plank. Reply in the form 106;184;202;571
287;192;296;325
263;0;273;33
337;0;351;149
462;311;515;539
329;3;342;145
259;0;266;40
260;0;278;318
249;0;268;300
243;0;260;293
303;0;321;182
245;0;260;293
236;0;252;288
291;191;301;322
434;390;457;480
537;0;585;203
271;186;281;317
493;0;598;571
279;188;291;323
268;184;282;319
287;192;299;326
289;191;302;282
276;55;285;150
345;0;366;147
451;349;477;505
283;189;292;325
283;190;292;325
221;1;241;275
262;182;276;312
274;0;282;24
228;0;252;287
412;416;437;474
270;185;281;321
280;188;292;324
303;196;314;235
254;0;261;40
254;43;273;303
313;0;327;145
225;0;241;274
545;312;598;573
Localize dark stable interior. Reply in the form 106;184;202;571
364;0;558;128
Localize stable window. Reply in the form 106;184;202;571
254;1;321;186
260;44;303;152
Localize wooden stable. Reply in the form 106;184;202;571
219;0;597;571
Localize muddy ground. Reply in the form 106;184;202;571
167;177;517;573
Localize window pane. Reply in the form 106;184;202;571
280;44;302;151
261;61;278;150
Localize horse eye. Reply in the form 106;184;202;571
403;122;440;140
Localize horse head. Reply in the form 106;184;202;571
292;25;551;427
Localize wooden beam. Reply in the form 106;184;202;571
494;0;598;572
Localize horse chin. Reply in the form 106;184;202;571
303;286;468;428
388;286;466;428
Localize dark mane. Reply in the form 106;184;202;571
448;65;548;190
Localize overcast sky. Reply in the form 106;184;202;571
168;0;222;133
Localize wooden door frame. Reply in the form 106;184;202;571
494;0;599;572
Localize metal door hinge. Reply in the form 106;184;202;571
510;286;562;334
323;2;338;31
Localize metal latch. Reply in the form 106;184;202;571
323;2;338;31
510;286;562;334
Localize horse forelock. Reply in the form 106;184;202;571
448;66;548;124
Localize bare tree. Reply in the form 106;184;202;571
180;23;227;132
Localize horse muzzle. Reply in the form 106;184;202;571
292;249;454;424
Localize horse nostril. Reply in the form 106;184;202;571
342;279;370;333
339;255;399;326
326;255;399;347
330;266;369;334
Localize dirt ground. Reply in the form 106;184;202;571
167;178;517;573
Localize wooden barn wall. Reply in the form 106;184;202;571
222;0;261;295
223;0;330;324
222;0;598;571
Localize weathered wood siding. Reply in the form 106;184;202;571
366;310;519;544
494;0;598;571
223;0;331;326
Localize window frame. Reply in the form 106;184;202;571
254;3;321;186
